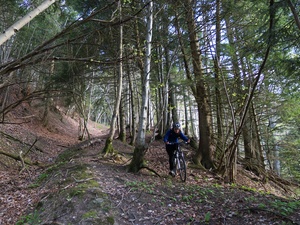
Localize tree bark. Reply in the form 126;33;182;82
243;103;265;175
213;0;224;161
103;0;124;154
127;63;137;145
128;0;153;172
183;0;214;169
0;0;57;45
119;98;126;143
0;150;34;166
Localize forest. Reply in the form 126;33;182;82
0;1;300;222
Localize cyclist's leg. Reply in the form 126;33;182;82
166;145;175;176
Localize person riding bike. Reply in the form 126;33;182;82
163;122;190;177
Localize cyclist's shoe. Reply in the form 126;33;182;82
169;170;175;177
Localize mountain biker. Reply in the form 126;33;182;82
163;122;190;177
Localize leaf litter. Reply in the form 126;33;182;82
0;109;299;225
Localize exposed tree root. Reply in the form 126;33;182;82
0;150;48;172
139;166;161;177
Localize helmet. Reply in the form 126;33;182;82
173;122;180;129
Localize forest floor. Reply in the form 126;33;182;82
0;102;300;225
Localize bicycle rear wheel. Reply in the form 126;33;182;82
177;156;186;182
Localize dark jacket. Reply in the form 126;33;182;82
163;128;189;143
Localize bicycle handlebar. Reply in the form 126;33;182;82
166;141;189;145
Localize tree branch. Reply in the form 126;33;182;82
286;0;300;30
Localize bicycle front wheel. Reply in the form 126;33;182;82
177;157;186;182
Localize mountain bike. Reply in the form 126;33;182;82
169;142;187;182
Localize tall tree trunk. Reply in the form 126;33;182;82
164;45;179;124
214;0;224;161
268;116;280;175
169;89;179;123
183;0;214;169
183;91;189;136
119;98;126;143
42;60;55;127
127;63;137;145
174;10;196;139
243;102;265;175
103;1;123;154
224;14;265;177
154;44;166;139
221;0;275;182
220;14;241;180
128;0;153;172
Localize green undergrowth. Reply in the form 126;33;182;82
125;180;156;193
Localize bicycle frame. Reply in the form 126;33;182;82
168;142;187;182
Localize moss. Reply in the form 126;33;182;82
56;147;81;162
77;179;99;189
70;164;89;179
106;216;114;224
82;210;98;219
127;145;147;173
28;172;49;188
102;138;115;155
67;188;85;198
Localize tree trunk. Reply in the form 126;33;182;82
103;1;123;154
183;92;189;136
224;13;266;177
154;44;166;139
119;98;126;143
174;9;196;140
127;63;137;145
128;0;153;172
243;103;265;175
213;0;224;161
169;89;179;124
221;0;274;182
164;45;179;124
219;14;240;180
183;0;214;169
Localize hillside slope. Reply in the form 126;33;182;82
0;99;106;224
16;138;299;225
0;100;299;225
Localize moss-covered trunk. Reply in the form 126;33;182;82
128;145;146;173
102;138;115;155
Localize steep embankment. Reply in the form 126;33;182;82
0;98;106;225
